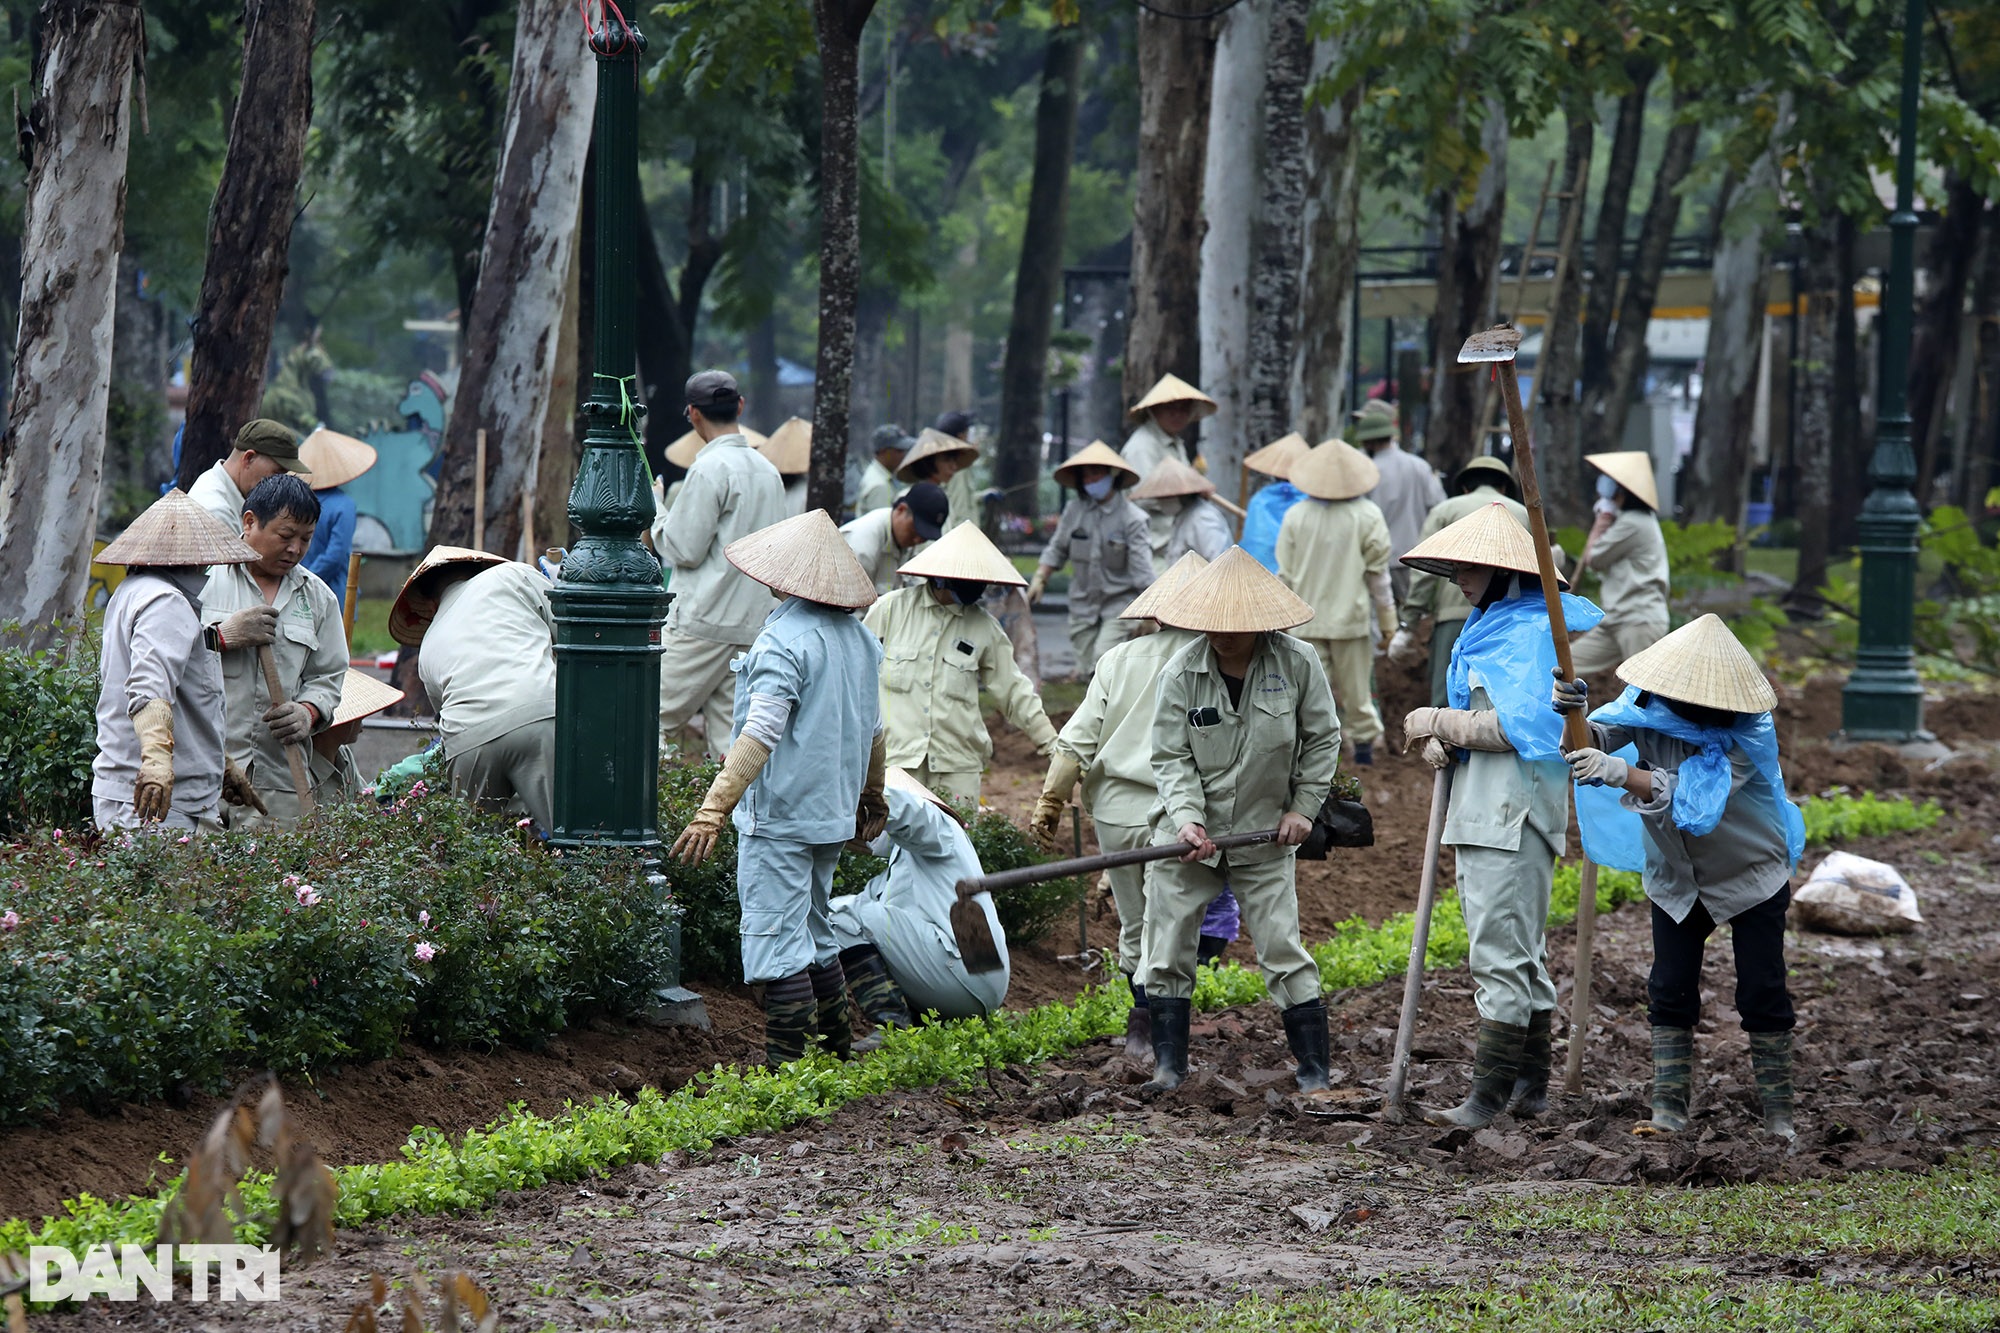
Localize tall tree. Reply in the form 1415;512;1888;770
1124;8;1216;406
176;0;318;490
1291;39;1361;443
0;0;146;645
1197;1;1266;470
1789;208;1842;616
995;22;1085;519
1577;65;1653;404
1910;175;1987;503
427;0;595;556
1244;0;1310;461
1424;100;1507;473
1534;101;1593;528
1962;210;2000;513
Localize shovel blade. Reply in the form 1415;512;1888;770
1457;323;1522;364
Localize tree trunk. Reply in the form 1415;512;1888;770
1685;134;1782;529
850;289;891;448
1789;219;1840;616
1197;0;1266;475
1962;209;2000;514
748;314;779;435
572;142;597;459
0;0;145;646
1243;0;1309;477
1291;40;1360;445
427;0;594;556
995;24;1084;519
534;203;584;556
176;0;317;490
636;157;723;475
105;252;174;525
1829;210;1866;551
1535;103;1593;528
1579;63;1654;404
1911;175;1983;504
1124;8;1216;406
808;0;879;517
1424;98;1507;474
1584;86;1698;458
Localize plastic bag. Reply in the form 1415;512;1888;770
1793;851;1923;935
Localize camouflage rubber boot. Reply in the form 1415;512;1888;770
1643;1026;1694;1134
1508;1009;1553;1118
808;960;854;1061
763;973;817;1068
1749;1030;1796;1142
841;946;913;1030
1424;1018;1528;1129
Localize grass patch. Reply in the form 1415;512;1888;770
1800;791;1944;843
1477;1153;2000;1261
347;594;396;658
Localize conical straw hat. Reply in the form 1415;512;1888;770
1399;501;1568;587
1127;373;1219;424
1289;438;1382;501
886;766;967;824
1243;432;1309;479
726;509;878;609
389;545;511;645
894;427;980;482
1051;439;1139;490
331;668;406;726
896;520;1026;586
1119;550;1211;620
1616;613;1777;713
1585;451;1661;511
1129;457;1217;502
97;489;261;567
667;425;768;470
299;429;378;489
759;417;813;475
1150;546;1313;633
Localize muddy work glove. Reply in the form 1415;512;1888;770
1386;625;1425;670
1565;748;1629;789
1405;705;1512;754
672;735;770;865
1031;750;1083;852
221;757;269;815
131;697;176;822
1026;568;1050;606
214;605;278;650
1551;666;1589;716
856;732;889;843
262;699;316;746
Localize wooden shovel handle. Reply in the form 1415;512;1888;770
257;644;316;816
957;829;1280;899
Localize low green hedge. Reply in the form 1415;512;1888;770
0;784;675;1126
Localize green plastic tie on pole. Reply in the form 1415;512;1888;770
596;372;655;490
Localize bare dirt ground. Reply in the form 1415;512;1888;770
15;674;2000;1330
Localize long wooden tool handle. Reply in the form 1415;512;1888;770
1495;360;1591;753
258;645;316;816
958;829;1279;898
1563;859;1600;1094
1386;767;1452;1114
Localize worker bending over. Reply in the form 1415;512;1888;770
1569;450;1670;677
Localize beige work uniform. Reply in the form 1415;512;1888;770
187;460;247;530
1364;442;1446;602
944;469;980;534
92;569;229;830
1143;633;1340;1010
1571;508;1670;676
1038;494;1154;676
1404;488;1530;706
654;433;788;757
839;506;906;595
1159;496;1234;565
420;562;558;829
201;563;348;828
856;458;896;518
1054;626;1204;975
1276;496;1392;747
1121;418;1188;562
866;584;1058;806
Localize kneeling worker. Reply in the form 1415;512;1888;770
1143;548;1341;1094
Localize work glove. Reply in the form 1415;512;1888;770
1376;602;1399;641
1386;625;1425;670
672;734;771;865
1026;568;1050;606
263;699;315;746
1405;706;1512;753
221;757;269;816
131;697;175;822
215;605;277;650
1402;707;1441;746
1032;750;1083;852
855;732;889;843
1417;736;1453;771
1565;748;1629;788
1551;666;1589;716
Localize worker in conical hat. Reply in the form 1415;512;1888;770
298;428;376;609
1570;451;1670;678
864;523;1057;807
759;417;813;517
1028;441;1154;678
307;668;406;806
1141;548;1341;1096
1351;402;1445;604
857;423;914;517
1238;431;1310;572
1398;503;1606;1129
1553;613;1804;1141
1392;456;1527;706
1033;553;1240;1062
655;370;789;760
672;510;888;1068
1276;439;1393;767
1122;374;1219;563
1130;458;1234;566
91;490;269;832
898;422;982;535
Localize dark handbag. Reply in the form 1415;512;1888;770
1297;792;1373;860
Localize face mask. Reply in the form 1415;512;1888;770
1083;476;1114;500
935;578;987;605
1156;496;1183;516
1596;474;1620;500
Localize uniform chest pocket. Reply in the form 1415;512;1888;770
1244;691;1297;758
1101;535;1130;574
1187;713;1239;772
882;644;925;693
940;641;982;697
279;611;319;656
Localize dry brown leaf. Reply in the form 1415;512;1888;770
159;1101;255;1245
261;1080;340;1266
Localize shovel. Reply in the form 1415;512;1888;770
258;646;316;818
951;829;1281;974
1384;767;1452;1116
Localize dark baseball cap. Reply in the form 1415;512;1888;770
933;410;973;439
896;482;949;541
684;369;741;413
872;423;913;455
234;418;310;474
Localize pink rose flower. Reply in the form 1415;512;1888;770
295;885;321;907
418;910;431;928
1;910;19;932
414;942;438;963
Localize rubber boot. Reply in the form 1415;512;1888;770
763;972;817;1068
1282;1001;1332;1093
1196;934;1229;967
808;960;853;1061
1750;1030;1796;1142
840;946;912;1054
1352;742;1374;767
1637;1025;1693;1135
1123;978;1153;1062
1508;1009;1553;1118
1145;996;1191;1092
1424;1018;1528;1129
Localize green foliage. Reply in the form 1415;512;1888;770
0;631;98;839
1914;506;2000;674
0;787;675;1126
1800;791;1943;844
966;810;1086;945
